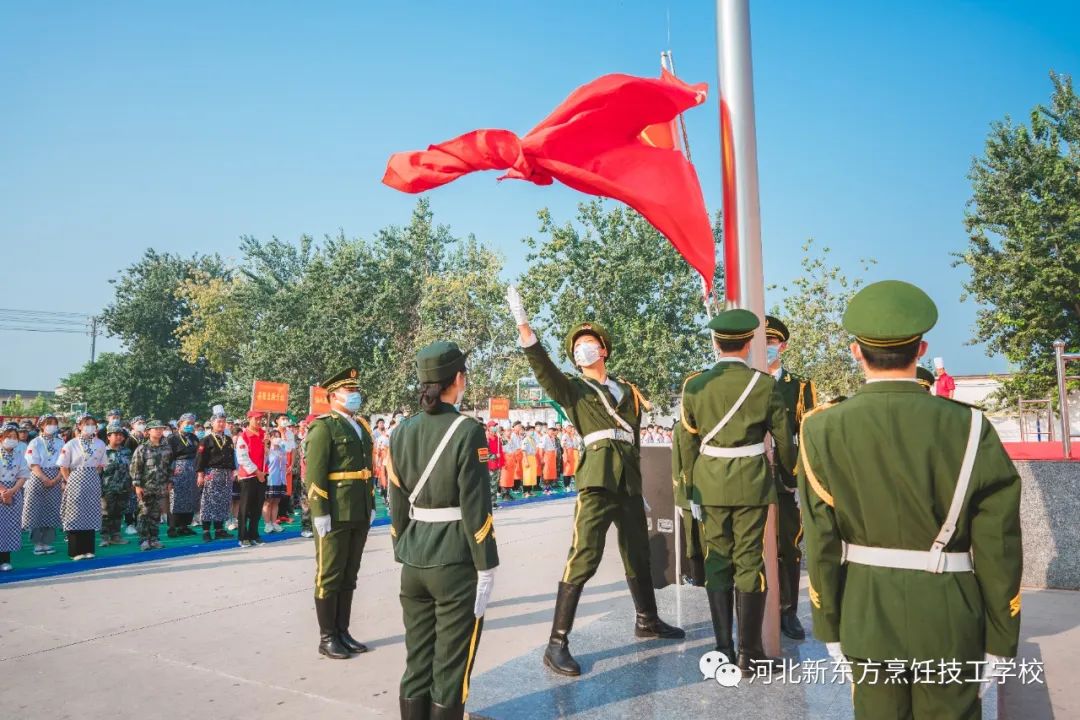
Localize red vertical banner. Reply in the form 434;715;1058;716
251;380;290;413
309;386;331;416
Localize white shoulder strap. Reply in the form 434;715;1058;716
700;372;762;447
580;378;634;434
927;408;983;572
408;415;469;506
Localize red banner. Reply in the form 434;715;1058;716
309;386;331;416
250;380;289;414
488;397;510;420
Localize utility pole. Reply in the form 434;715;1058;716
89;316;99;363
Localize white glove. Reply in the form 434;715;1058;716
980;653;1012;697
506;284;529;326
642;497;652;513
690;502;703;522
370;508;376;525
474;568;497;618
826;641;851;675
313;514;332;536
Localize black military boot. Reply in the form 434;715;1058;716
706;588;736;662
429;702;464;720
543;582;583;676
399;696;430;720
735;590;782;677
779;562;806;640
336;590;369;654
626;576;685;639
316;596;350;659
690;555;706;587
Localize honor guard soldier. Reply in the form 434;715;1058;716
800;280;1022;719
672;423;706;586
388;342;499;720
916;365;936;392
506;286;684;679
305;367;376;659
680;310;796;676
764;315;817;640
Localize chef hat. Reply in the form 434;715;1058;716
933;357;944;370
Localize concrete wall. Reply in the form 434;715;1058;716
1018;459;1080;590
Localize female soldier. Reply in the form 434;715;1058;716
1;422;31;571
168;412;200;537
195;412;236;542
23;414;64;555
57;414;107;559
388;342;499;720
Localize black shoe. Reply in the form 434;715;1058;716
336;590;369;654
202;531;212;542
179;527;196;536
626;575;685;639
779;560;806;640
706;588;736;662
315;596;350;659
399;696;430;720
429;702;464;720
166;528;178;538
735;590;783;677
214;529;234;539
543;582;583;676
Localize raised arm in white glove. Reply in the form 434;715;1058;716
313;514;332;537
506;285;538;347
474;568;497;618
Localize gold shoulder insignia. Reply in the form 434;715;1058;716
802;397;842;422
679;371;705;435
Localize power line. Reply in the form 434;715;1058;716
0;308;102;361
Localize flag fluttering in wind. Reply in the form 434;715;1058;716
382;72;716;292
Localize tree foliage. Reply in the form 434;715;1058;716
769;240;874;401
958;72;1080;406
517;200;723;411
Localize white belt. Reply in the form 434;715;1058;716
843;542;973;573
700;442;766;458
582;429;635;446
409;506;463;522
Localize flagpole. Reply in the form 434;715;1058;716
716;0;780;656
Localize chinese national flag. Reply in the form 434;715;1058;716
383;71;715;291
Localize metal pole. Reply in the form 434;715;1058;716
1055;340;1072;458
89;316;98;363
716;0;779;655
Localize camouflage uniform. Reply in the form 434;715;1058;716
101;446;133;538
129;440;173;541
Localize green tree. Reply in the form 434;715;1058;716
27;394;54;417
1;394;27;416
958;72;1080;406
769;240;875;401
517;200;723;411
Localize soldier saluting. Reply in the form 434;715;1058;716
388;342;499;720
764;315;817;641
305;368;376;659
680;309;796;676
506;286;684;679
800;280;1022;718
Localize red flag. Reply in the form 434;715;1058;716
383;72;715;291
639;68;682;151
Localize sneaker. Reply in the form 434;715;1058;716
301;530;313;538
99;538;111;547
140;540;151;551
124;524;137;536
111;535;128;546
214;529;234;540
0;563;12;571
44;547;57;555
239;540;252;548
150;540;164;550
33;545;47;556
166;528;178;538
225;519;238;531
84;553;95;560
273;522;283;532
252;537;265;546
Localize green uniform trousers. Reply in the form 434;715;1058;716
102;491;130;536
849;657;981;720
681;508;704;561
562;487;652;586
136;489;167;541
400;562;483;708
702;505;769;593
313;519;370;599
777;489;803;607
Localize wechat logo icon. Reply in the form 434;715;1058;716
699;650;741;688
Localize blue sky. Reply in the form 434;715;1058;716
3;1;1079;391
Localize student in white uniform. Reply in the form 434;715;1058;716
1;422;31;571
57;414;107;559
23;414;64;555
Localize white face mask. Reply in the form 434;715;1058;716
133;423;146;433
2;438;17;450
83;425;97;437
573;341;602;368
44;425;59;436
163;430;173;437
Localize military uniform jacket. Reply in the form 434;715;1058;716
102;447;133;495
387;403;499;571
303;411;375;524
681;359;796;507
129;441;173;490
798;381;1022;661
523;342;645;495
773;367;817;491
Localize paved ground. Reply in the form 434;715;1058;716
0;497;1063;718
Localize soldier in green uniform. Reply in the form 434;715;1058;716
304;368;376;659
129;419;173;551
672;423;705;586
764;315;817;640
388;342;499;720
916;364;936;392
505;286;684;678
99;421;132;547
680;310;796;676
799;280;1022;719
